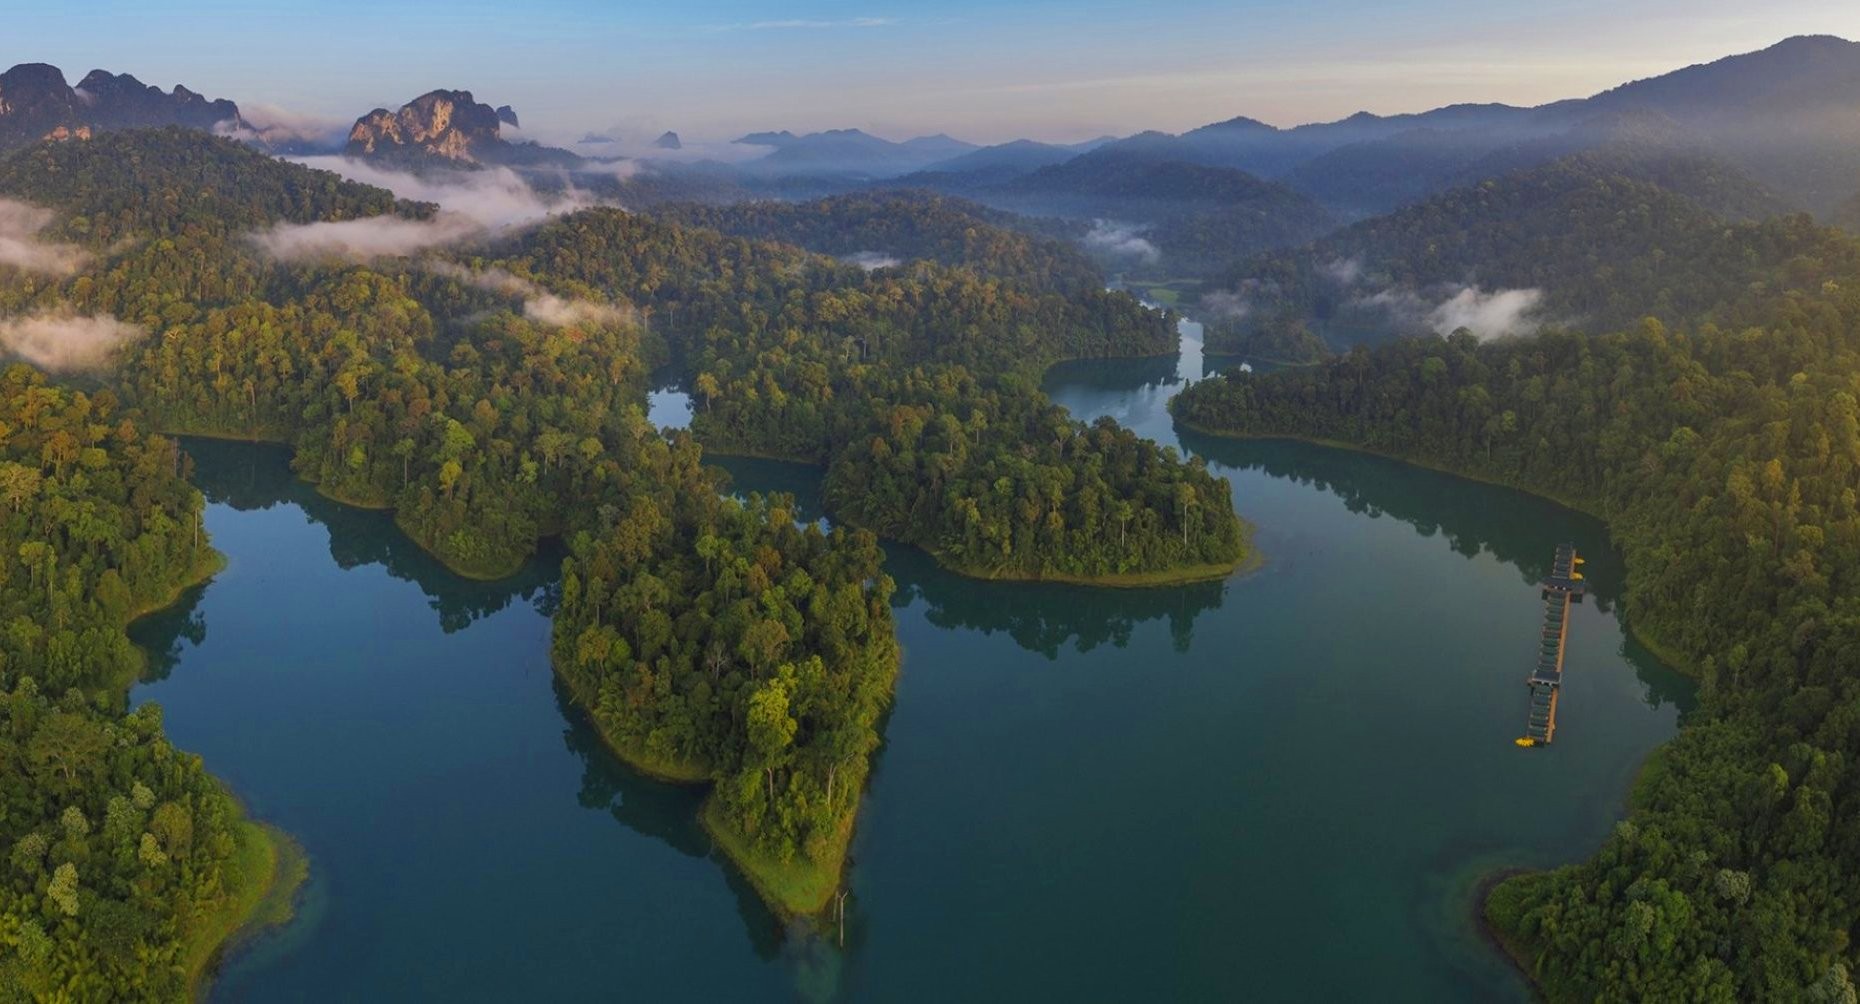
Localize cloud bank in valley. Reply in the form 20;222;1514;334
0;199;88;276
250;157;608;264
1427;287;1544;340
423;261;634;328
0;312;144;372
294;157;597;228
1083;220;1160;265
1199;289;1252;321
1355;285;1545;340
250;213;484;262
215;104;352;149
841;251;901;271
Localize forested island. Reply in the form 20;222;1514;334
0;126;1247;980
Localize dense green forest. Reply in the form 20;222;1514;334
649;191;1106;293
1173;299;1860;998
0;365;286;1000
0;127;1243;949
981;147;1338;277
512;207;1247;583
1196;148;1860;356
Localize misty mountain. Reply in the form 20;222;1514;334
649;191;1106;292
1061;36;1860;217
654;131;682;150
732;128;979;178
975;147;1337;274
1202;147;1835;349
346;89;582;168
1289;108;1798;220
905;140;1085;185
0;63;242;152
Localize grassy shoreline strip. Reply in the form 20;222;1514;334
553;668;856;917
182;821;307;999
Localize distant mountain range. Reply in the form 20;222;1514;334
729;128;980;177
5;33;1860;220
1046;34;1860;216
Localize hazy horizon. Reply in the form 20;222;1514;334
10;2;1860;150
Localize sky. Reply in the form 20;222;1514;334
9;0;1860;148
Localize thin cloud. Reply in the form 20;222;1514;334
423;261;636;328
0;199;88;276
250;213;485;263
250;157;607;264
712;17;895;31
0;312;144;372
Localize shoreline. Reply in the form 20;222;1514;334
704;442;1259;589
1174;417;1706;1002
928;518;1263;589
168;431;538;584
185;822;308;1001
116;537;307;1000
1170;420;1608;520
1475;867;1544;1001
555;663;857;917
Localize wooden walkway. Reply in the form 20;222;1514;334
1519;544;1586;746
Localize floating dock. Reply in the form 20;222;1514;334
1518;544;1586;747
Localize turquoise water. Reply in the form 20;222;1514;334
130;320;1691;1000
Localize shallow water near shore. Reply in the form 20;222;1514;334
131;318;1691;1000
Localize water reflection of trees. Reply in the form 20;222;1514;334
551;679;787;962
130;583;207;685
1180;430;1625;604
884;545;1223;658
1044;353;1183;393
184;438;560;633
1176;429;1696;713
710;456;1227;659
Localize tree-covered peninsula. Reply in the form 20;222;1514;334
0;128;1248;940
1173;288;1860;999
0;366;295;999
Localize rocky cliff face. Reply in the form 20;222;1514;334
346;90;502;162
0;64;86;148
0;63;243;152
75;70;239;131
346;89;581;168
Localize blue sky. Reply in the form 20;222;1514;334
10;1;1860;146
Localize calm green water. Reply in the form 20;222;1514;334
130;320;1691;1001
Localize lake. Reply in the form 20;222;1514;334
130;319;1692;1000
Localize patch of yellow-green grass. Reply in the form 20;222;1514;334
696;444;829;467
701;798;849;918
387;511;532;582
551;670;715;784
610;741;713;785
1481;870;1549;987
930;519;1260;589
312;481;394;511
126;548;227;623
161;427;292;447
91;548;229;704
185;821;305;999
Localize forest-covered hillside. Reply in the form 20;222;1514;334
0;128;1245;977
1174;299;1860;1000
